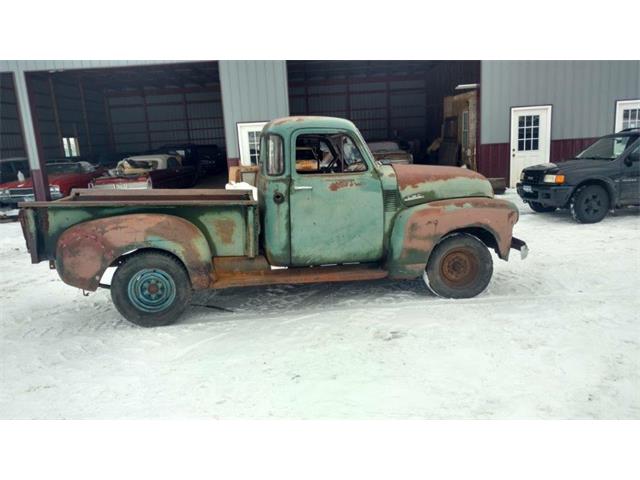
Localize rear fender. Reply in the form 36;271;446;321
55;213;213;291
385;197;519;279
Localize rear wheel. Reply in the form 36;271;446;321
570;184;609;223
111;252;192;327
528;201;556;213
423;233;493;298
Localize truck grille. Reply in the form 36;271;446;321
521;171;545;184
8;188;34;196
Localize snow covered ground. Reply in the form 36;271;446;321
1;191;638;419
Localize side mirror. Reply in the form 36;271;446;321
625;150;639;166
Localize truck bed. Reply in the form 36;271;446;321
20;189;259;264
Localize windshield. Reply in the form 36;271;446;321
123;160;158;170
577;135;639;160
46;163;83;174
0;160;30;182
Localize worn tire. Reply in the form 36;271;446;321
570;184;609;224
111;251;192;327
528;201;556;213
423;233;493;299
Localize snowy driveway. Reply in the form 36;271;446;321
1;192;638;419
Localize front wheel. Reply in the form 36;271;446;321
423;233;493;298
570;184;609;223
111;252;192;327
528;201;556;213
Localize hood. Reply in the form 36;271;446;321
523;159;613;176
392;164;493;206
0;173;72;189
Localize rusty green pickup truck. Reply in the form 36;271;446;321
19;116;528;327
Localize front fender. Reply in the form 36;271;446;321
56;213;213;291
385;197;519;279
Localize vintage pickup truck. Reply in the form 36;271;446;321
19;116;528;327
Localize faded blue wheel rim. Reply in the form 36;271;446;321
127;268;176;313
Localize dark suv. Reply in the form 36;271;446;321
517;128;640;223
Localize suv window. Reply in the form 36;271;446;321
578;135;639;160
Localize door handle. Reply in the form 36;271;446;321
294;185;313;191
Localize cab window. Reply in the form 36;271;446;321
295;133;367;174
264;134;284;176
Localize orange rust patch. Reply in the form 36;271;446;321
56;214;213;291
392;164;486;189
213;218;236;244
329;179;359;191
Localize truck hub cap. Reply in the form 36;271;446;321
440;248;478;288
127;269;176;313
583;193;602;217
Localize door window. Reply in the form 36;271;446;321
237;121;268;166
295;133;367;174
621;108;639;130
517;115;540;151
615;100;640;132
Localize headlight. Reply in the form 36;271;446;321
520;171;525;181
543;174;565;184
0;189;9;196
49;185;61;193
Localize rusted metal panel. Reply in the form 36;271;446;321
392;164;493;206
212;263;387;289
55;214;214;291
385;196;519;279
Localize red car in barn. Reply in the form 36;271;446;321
0;159;103;207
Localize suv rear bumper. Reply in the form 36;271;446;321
516;183;573;207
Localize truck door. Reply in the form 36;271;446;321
288;129;384;266
258;133;291;266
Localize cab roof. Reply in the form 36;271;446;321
263;116;357;136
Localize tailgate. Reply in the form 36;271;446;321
18;207;41;263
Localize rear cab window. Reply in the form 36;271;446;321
262;134;284;176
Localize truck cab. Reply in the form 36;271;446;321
19;116;527;327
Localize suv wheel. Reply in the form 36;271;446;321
570;184;609;224
528;201;556;213
423;233;493;298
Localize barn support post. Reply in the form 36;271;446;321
14;70;50;201
78;78;92;155
48;75;64;157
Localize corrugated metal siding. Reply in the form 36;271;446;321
219;61;289;159
0;60;185;73
106;86;225;153
481;60;640;144
287;61;480;150
0;73;26;159
24;72;111;161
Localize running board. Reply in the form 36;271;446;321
212;264;388;289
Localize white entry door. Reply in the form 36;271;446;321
615;99;640;132
237;121;268;166
509;105;552;187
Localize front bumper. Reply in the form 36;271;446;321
516;183;573;207
510;236;529;260
1;191;63;207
